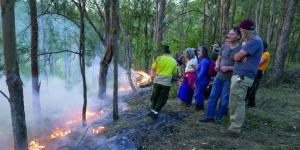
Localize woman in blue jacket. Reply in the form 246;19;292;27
195;46;211;111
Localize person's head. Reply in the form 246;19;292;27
162;45;170;54
239;19;256;40
263;41;268;52
197;45;209;58
184;48;195;60
227;27;241;43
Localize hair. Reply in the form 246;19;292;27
263;41;268;52
231;26;241;40
162;45;170;54
242;29;256;38
184;48;195;60
198;45;209;58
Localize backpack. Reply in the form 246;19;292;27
207;59;217;78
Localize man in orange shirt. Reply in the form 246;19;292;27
245;41;270;107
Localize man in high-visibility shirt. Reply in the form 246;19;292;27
148;45;177;119
245;41;270;107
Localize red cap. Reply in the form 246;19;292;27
239;19;255;30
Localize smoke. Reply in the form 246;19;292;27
0;56;135;149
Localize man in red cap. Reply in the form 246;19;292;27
226;19;263;137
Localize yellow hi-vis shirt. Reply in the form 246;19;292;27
258;51;270;71
152;55;177;77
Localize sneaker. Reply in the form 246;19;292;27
224;129;240;138
199;118;214;123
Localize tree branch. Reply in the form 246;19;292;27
165;9;215;27
0;90;10;102
84;9;106;45
38;50;80;56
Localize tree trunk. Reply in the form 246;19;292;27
77;0;88;126
154;0;166;57
256;0;264;35
220;0;229;42
125;33;138;94
1;0;28;149
267;0;275;44
29;0;41;114
111;0;120;121
202;0;206;44
230;0;236;28
144;5;150;71
272;0;298;82
99;0;112;99
41;0;48;81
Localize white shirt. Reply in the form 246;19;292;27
185;57;197;72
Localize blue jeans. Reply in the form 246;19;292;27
205;77;231;121
195;77;209;106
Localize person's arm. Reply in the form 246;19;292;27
234;50;248;61
197;59;210;79
220;65;234;72
150;59;157;79
259;55;267;65
234;39;259;62
215;55;221;71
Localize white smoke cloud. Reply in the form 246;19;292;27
0;56;135;149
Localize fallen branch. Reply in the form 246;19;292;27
0;90;10;102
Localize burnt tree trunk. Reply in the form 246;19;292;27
99;0;112;99
1;0;28;149
29;0;41;114
272;0;298;82
111;0;120;120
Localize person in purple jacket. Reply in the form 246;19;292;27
194;46;211;111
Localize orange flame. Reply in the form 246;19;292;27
50;128;72;139
65;110;97;125
92;126;106;135
29;140;45;150
134;71;151;86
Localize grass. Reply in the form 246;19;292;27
101;71;300;150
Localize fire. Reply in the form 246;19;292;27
133;71;152;86
65;110;97;125
50;128;72;139
92;126;106;134
29;140;45;150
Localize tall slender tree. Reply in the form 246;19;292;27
154;0;166;57
111;0;120;120
1;0;28;149
99;0;112;99
267;0;276;44
79;0;88;126
272;0;298;81
29;0;41;114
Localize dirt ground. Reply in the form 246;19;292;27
101;69;300;150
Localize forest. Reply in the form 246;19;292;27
0;0;299;150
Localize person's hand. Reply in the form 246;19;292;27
215;65;219;72
220;66;229;72
242;57;247;63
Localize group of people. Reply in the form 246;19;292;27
148;19;270;137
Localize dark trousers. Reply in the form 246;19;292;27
150;83;171;112
245;70;263;107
